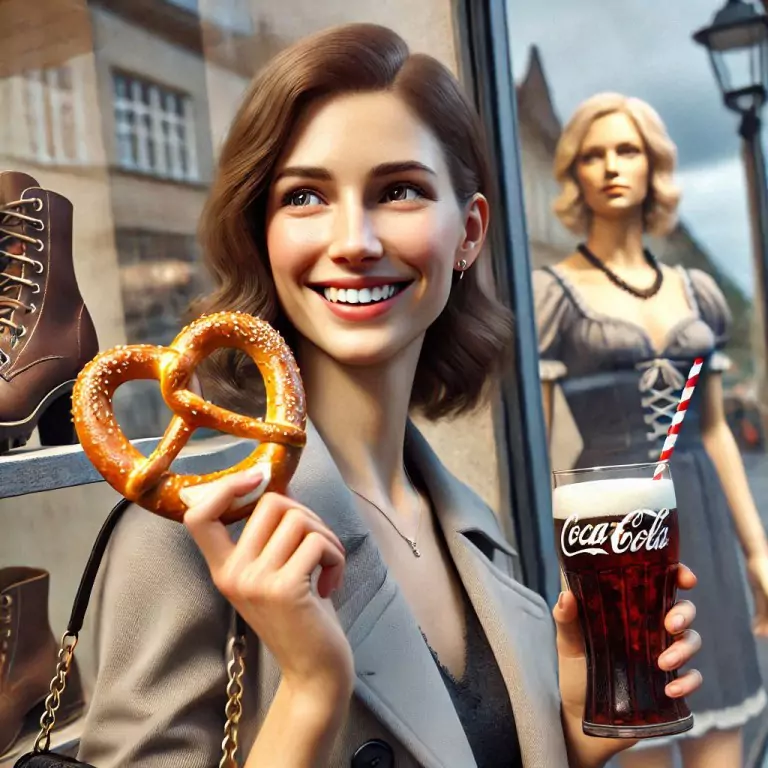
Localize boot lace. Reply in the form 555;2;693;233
636;358;686;460
0;593;12;679
0;197;45;357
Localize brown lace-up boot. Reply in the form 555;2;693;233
0;567;85;757
0;171;99;453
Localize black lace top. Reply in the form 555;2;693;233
423;599;523;767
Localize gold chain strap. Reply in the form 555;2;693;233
31;629;246;763
219;633;247;768
34;632;78;753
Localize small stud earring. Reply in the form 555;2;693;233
456;258;468;280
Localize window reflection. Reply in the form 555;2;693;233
112;72;198;181
510;2;768;763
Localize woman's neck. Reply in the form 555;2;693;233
585;212;646;269
296;335;422;508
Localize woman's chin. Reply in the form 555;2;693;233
327;346;404;369
306;332;423;370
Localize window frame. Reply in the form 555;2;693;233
454;0;560;605
3;63;89;167
111;68;199;183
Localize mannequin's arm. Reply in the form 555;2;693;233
542;381;554;440
700;373;768;558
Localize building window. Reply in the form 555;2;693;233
3;64;88;166
164;0;254;33
112;72;199;182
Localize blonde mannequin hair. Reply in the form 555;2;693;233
553;92;681;236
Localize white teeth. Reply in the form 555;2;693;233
322;283;403;304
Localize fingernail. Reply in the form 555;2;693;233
231;465;272;511
179;484;210;508
671;614;685;632
245;466;265;481
557;591;566;609
661;650;680;669
666;683;681;697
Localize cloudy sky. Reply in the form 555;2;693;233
507;0;760;296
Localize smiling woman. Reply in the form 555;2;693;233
262;89;491;373
75;25;704;768
190;31;512;420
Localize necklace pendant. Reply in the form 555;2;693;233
408;539;421;557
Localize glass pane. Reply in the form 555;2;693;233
510;0;768;759
0;10;520;761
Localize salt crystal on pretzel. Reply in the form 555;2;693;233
72;312;307;523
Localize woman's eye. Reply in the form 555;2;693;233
580;151;602;164
619;145;641;157
384;184;423;203
284;189;322;207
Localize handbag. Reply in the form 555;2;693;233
14;497;248;768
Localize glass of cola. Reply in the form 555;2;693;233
553;461;694;738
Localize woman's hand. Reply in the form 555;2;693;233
746;553;768;637
555;564;702;768
182;468;355;711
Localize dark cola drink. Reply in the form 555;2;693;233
553;472;693;738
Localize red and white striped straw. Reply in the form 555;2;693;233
653;357;705;480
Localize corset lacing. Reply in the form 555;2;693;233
636;359;685;460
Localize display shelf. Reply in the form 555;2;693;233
0;435;256;499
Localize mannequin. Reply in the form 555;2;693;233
535;92;768;768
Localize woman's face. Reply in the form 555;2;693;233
265;91;487;368
575;111;649;223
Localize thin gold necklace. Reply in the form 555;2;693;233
347;468;423;557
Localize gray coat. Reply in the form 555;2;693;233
77;422;569;767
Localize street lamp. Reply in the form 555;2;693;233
694;0;768;116
694;0;768;434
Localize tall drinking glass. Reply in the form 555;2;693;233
552;461;693;738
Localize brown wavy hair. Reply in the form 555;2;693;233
190;23;513;420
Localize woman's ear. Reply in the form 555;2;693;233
456;192;490;269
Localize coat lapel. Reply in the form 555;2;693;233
289;422;477;768
287;421;568;768
407;425;569;768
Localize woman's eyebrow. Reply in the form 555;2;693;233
274;160;436;183
274;166;332;182
370;161;436;177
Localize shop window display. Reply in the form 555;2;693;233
0;1;509;763
510;1;768;764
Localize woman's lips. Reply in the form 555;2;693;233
311;281;412;320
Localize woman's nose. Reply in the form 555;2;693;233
604;150;618;176
327;199;383;264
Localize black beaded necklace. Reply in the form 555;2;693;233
577;243;664;300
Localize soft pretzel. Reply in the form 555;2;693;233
72;311;307;523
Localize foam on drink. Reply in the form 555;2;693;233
553;477;676;520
